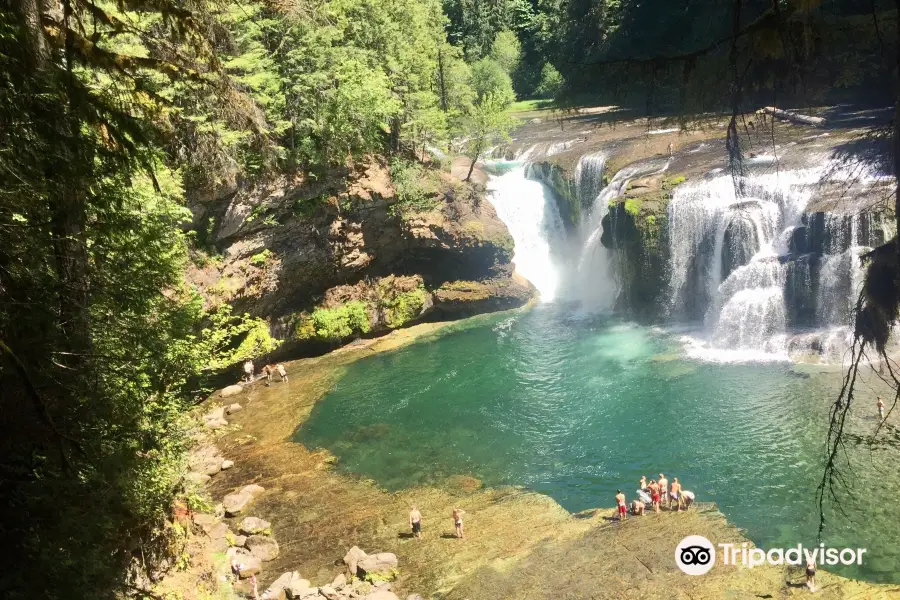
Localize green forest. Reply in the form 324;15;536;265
2;0;900;598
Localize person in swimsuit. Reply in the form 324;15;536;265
616;490;627;521
648;479;660;513
452;508;465;539
631;498;645;516
670;478;682;511
277;363;288;382
409;505;422;538
806;558;817;591
681;490;695;510
658;474;669;509
878;396;885;420
243;360;254;382
639;476;647;491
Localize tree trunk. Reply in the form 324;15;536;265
465;153;480;182
438;48;448;112
758;106;824;126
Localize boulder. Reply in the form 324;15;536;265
356;553;398;580
203;406;229;429
200;458;223;476
238;516;271;535
226;402;243;414
363;592;399;600
185;472;211;486
288;586;317;599
219;384;245;398
241;483;265;497
221;459;234;470
332;573;347;589
233;555;262;579
246;534;280;561
192;513;218;531
262;571;294;600
234;534;247;547
206;522;232;552
283;573;311;599
319;585;340;600
343;546;367;576
226;547;250;561
223;491;253;516
406;596;425;600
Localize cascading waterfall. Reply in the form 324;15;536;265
567;157;669;310
486;166;567;301
668;169;824;360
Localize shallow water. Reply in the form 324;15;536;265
297;306;900;582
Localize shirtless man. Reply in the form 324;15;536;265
631;498;645;516
616;489;627;521
452;508;465;539
277;363;288;382
806;558;817;591
243;360;254;382
409;505;422;538
877;396;885;420
648;479;660;513
639;475;647;491
670;477;683;511
667;142;674;156
658;474;669;509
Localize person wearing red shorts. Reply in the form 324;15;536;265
648;480;661;513
616;489;627;521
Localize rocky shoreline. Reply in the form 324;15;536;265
153;318;899;599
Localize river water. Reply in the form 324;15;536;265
298;307;900;582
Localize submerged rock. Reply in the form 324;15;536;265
363;591;399;600
221;459;234;470
226;402;243;414
185;472;211;486
219;384;244;398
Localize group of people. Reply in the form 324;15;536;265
242;359;288;383
407;506;466;539
615;473;695;520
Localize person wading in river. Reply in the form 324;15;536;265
409;505;422;539
452;508;465;539
658;473;669;509
878;396;885;420
616;490;627;521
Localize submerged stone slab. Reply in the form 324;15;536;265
246;534;279;561
239;516;271;535
357;553;398;580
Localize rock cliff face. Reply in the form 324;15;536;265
185;158;534;352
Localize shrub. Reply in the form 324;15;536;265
249;249;272;266
296;301;371;341
383;287;427;328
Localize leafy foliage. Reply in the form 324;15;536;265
295;301;372;341
383;287;428;328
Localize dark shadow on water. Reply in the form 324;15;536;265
440;533;459;539
397;532;415;539
572;509;600;520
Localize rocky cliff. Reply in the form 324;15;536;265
184;158;534;354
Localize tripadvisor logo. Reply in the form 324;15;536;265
675;535;716;575
675;536;868;575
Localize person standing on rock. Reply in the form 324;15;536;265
806;558;817;591
648;479;660;513
670;478;682;511
616;490;627;521
277;363;288;382
452;508;465;539
639;475;647;491
877;396;885;420
658;473;669;509
410;505;422;539
243;360;254;382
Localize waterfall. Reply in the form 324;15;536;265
668;169;823;360
486;166;567;301
564;157;669;310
